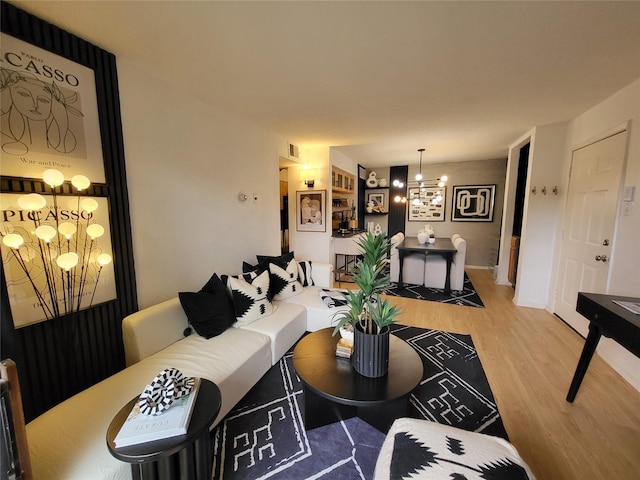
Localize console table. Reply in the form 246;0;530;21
107;379;221;479
397;237;457;293
292;328;423;433
566;292;640;402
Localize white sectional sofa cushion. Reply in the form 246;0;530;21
279;261;348;331
25;259;340;480
27;326;274;480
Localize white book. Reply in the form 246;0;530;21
114;378;200;448
612;300;640;315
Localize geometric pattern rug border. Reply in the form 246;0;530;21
381;273;485;308
211;324;505;480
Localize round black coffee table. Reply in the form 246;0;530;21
292;328;423;433
106;378;221;480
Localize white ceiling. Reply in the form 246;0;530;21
12;1;640;167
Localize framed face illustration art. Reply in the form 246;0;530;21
1;33;106;183
296;190;326;232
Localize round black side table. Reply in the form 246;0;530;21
106;378;221;480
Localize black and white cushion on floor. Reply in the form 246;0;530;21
374;417;536;480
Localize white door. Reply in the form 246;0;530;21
555;131;626;335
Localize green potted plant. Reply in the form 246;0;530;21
332;232;401;377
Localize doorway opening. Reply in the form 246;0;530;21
279;168;289;254
509;142;529;287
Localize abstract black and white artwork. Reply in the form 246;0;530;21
452;185;496;222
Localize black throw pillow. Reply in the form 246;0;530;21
179;273;235;339
255;251;295;266
245;252;296;300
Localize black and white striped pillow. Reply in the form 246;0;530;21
297;260;314;286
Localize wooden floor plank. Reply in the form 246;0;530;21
368;268;640;480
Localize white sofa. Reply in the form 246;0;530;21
25;261;344;480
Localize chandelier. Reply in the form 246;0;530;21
1;169;113;323
392;148;447;203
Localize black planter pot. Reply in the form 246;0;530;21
352;323;390;378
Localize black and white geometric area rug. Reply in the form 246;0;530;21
380;273;485;308
211;325;506;480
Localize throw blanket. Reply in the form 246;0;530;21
318;289;349;308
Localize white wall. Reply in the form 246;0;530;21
501;79;639;391
405;159;507;268
557;79;640;390
117;60;282;308
513;123;567;308
287;146;332;263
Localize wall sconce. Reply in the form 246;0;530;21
302;166;317;188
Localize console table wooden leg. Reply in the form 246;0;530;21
567;325;601;402
444;255;453;294
398;253;405;288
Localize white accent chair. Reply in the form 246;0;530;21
389;232;425;285
423;235;467;291
389;232;405;283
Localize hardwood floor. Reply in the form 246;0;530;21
381;268;640;480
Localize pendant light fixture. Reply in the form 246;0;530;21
392;147;449;203
415;148;425;182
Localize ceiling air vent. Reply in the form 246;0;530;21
289;143;299;159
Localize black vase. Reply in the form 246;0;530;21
352;323;390;378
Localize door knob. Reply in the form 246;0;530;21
602;239;610;246
595;255;608;262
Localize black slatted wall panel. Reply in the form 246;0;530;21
1;2;138;422
388;166;408;236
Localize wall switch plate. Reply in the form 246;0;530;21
623;186;635;202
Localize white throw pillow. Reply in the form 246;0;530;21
269;259;303;300
228;270;273;327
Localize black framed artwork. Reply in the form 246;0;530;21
1;33;106;182
296;190;326;232
452;185;496;222
1;1;138;421
407;186;446;222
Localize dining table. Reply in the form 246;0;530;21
396;237;458;293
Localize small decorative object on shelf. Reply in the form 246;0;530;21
366;171;379;188
114;369;200;447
